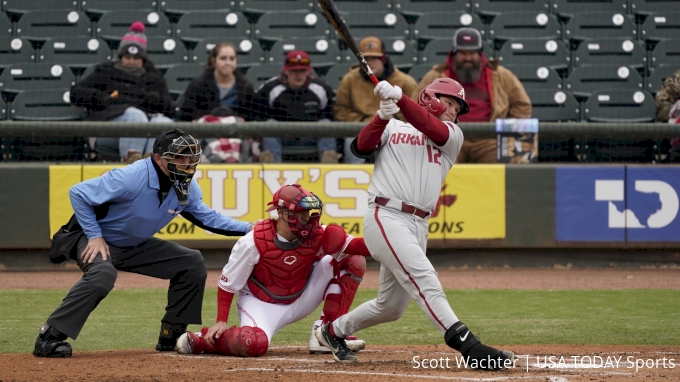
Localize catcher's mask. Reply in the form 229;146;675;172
153;129;202;206
266;184;323;243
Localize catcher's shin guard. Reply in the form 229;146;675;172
221;326;269;357
445;321;515;370
321;255;366;323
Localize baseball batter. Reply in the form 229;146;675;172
315;79;515;369
175;184;369;357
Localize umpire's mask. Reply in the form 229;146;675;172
154;129;202;206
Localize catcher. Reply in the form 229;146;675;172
175;184;369;356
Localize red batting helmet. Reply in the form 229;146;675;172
418;78;470;117
266;184;323;240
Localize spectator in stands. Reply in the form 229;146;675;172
253;50;341;163
334;36;417;164
655;68;680;122
180;42;255;122
415;27;531;163
194;105;258;163
70;22;175;163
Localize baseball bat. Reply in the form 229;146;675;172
317;0;379;85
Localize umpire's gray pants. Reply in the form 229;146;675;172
46;235;207;339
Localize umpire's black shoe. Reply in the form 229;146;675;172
33;325;72;358
314;323;358;363
155;321;187;351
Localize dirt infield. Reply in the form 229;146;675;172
2;269;680;381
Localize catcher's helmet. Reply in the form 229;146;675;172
266;184;323;240
418;78;470;117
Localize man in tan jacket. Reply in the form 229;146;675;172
334;36;417;163
414;28;531;163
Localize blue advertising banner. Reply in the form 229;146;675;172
556;166;680;242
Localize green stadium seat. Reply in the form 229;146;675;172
573;39;646;69
566;65;644;97
160;0;234;14
489;12;562;41
16;10;92;40
9;88;85;121
2;0;79;14
407;63;435;84
240;0;314;15
646;65;677;95
420;38;493;66
318;0;395;13
583;89;655;122
193;37;265;69
143;37;189;68
413;12;485;44
355;36;418;70
527;89;581;121
503;64;563;91
39;37;111;70
0;37;36;69
473;0;550;16
630;0;675;15
0;13;11;36
329;11;410;40
551;0;628;17
496;39;571;69
0;63;77;94
268;38;341;68
175;11;252;43
322;63;351;92
81;0;158;14
254;11;331;44
163;63;204;95
640;12;680;42
246;63;285;90
565;12;637;42
395;0;469;16
650;39;680;68
96;10;172;40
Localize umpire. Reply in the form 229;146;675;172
34;129;254;358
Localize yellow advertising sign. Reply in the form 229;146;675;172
49;165;82;236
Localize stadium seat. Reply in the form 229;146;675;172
268;38;342;68
551;0;628;17
650;39;680;68
175;11;252;43
318;0;395;13
16;10;92;40
496;39;569;70
566;65;644;97
407;63;435;84
79;63;97;81
240;0;314;15
163;63;205;95
9;135;90;161
246;63;284;89
583;89;655;122
328;11;410;40
193;37;265;69
394;0;470;16
254;11;331;44
0;63;77;94
572;39;646;69
564;12;636;42
142;37;189;68
640;12;680;41
420;38;493;66
160;0;234;14
489;12;562;41
96;10;172;41
0;37;36;69
39;37;111;70
2;0;79;14
9;88;85;121
81;0;158;13
412;12;485;43
374;37;419;70
502;65;562;90
646;65;677;95
526;89;581;121
630;0;674;15
321;63;350;91
473;0;550;15
0;13;11;36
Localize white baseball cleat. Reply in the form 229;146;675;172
174;332;192;354
308;320;365;354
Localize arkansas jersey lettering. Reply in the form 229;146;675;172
389;132;427;146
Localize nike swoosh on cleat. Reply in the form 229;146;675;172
460;331;469;342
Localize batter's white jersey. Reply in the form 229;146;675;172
369;119;464;212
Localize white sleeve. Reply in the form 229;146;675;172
217;231;260;293
435;121;464;163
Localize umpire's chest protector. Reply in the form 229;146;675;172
248;219;323;304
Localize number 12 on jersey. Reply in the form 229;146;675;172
426;144;442;165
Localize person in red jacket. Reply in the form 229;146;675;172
174;184;369;357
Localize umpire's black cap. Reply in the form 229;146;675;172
153;129;186;155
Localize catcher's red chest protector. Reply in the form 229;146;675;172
248;219;323;304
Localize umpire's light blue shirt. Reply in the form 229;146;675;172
69;157;250;247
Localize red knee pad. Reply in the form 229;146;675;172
223;326;269;357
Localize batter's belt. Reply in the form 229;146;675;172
375;197;430;219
